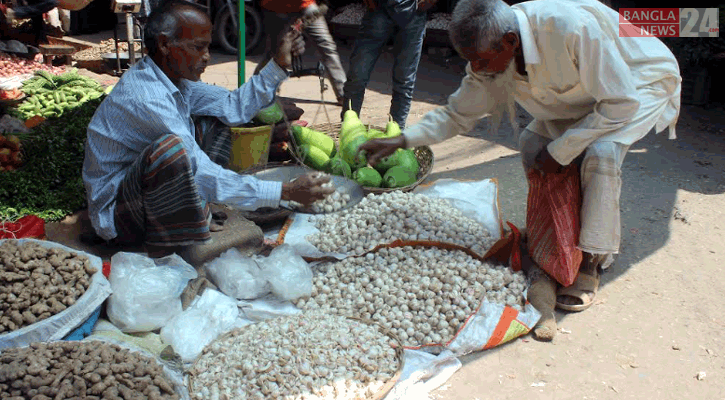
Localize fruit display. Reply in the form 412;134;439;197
0;134;23;172
292;108;423;189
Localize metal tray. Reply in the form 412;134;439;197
252;165;365;214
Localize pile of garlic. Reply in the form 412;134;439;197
426;13;452;30
189;310;400;400
307;190;352;214
307;191;496;255
296;246;527;348
330;3;367;25
289;178;352;213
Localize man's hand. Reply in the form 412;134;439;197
274;25;306;70
362;0;377;11
301;2;328;24
417;0;439;12
358;135;407;166
533;147;563;175
281;172;334;206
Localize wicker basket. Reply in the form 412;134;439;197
188;316;405;400
288;122;434;194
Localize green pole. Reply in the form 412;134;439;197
238;1;246;87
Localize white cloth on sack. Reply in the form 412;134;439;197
403;0;681;167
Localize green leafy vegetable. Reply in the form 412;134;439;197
0;98;103;221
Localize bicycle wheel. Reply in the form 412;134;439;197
214;4;263;55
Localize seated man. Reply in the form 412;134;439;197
83;0;332;257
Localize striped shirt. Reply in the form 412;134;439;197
83;56;288;241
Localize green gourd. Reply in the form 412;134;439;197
298;144;331;171
384;115;402;138
292;125;336;157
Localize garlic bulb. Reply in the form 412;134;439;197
307;191;496;255
290;179;352;213
330;3;366;25
190;310;400;400
426;13;452;30
297;246;527;349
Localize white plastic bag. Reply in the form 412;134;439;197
160;290;239;363
205;248;270;300
106;252;197;333
260;244;313;301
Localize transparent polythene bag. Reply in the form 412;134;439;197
260;244;313;301
106;252;197;333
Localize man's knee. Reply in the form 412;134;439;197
582;141;624;179
519;129;549;171
144;133;191;171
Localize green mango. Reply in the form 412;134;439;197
341;134;368;169
373;148;403;174
354;166;383;188
328;156;352;178
383;165;418;188
396;149;420;174
254;102;284;125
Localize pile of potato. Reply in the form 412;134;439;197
0;240;97;333
0;341;179;399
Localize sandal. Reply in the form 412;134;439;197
555;269;600;312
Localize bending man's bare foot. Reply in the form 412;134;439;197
528;273;558;341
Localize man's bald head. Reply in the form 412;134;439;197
144;0;210;58
449;0;517;55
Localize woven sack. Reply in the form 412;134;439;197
525;165;583;286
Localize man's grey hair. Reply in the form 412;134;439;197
144;0;207;57
448;0;517;54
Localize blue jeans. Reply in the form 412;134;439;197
342;6;427;129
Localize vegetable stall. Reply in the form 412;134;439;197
1;69;106;221
0;57;541;400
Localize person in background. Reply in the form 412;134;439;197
341;0;438;129
1;0;93;42
254;0;346;105
83;0;333;258
360;0;681;340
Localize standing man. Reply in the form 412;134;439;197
341;0;438;129
83;1;333;258
360;0;681;340
254;0;347;105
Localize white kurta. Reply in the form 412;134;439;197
403;0;681;166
